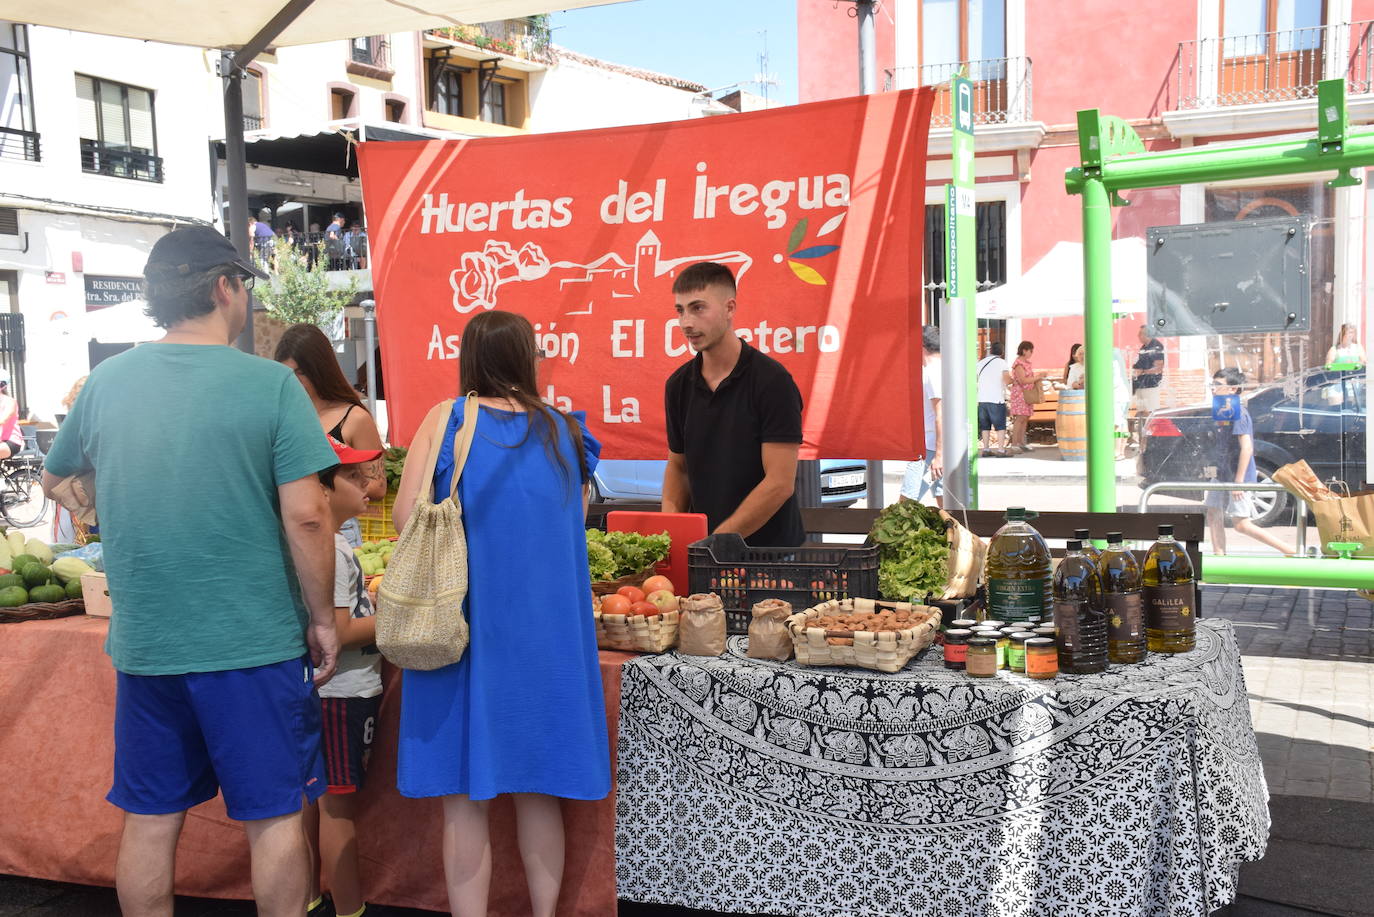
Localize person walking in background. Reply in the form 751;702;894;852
1062;342;1085;390
1205;367;1295;556
41;226;340;917
901;326;943;506
0;369;24;459
976;341;1011;457
1326;323;1366;366
1129;325;1164;451
1007;341;1045;452
392;311;608;917
275;324;387;548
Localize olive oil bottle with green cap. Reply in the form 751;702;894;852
1099;532;1145;664
1144;524;1196;653
985;507;1051;625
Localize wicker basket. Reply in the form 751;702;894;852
358;491;398;542
785;598;941;673
591;568;658;598
0;599;86;624
594;609;679;653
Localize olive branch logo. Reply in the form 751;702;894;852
780;213;844;285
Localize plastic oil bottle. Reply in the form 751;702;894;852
1073;528;1101;565
1052;539;1107;673
1098;532;1145;664
985;507;1051;626
1144;524;1196;653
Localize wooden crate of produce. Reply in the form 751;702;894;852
785;598;941;673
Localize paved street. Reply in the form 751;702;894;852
3;583;1371;915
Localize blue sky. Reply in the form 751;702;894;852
550;0;799;106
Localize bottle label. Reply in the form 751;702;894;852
1145;583;1195;631
1025;650;1058;676
943;641;968;663
1106;592;1143;641
1054;601;1106;649
988;578;1048;622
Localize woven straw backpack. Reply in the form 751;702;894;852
376;395;477;670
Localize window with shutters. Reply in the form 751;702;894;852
0;24;39;162
0;207;17;235
481;80;506;124
75;74;161;182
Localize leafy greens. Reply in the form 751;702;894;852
586;529;671;581
868;500;951;600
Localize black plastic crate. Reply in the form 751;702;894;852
687;533;880;634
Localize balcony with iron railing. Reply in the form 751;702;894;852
885;56;1033;126
347;35;392;78
1175;20;1374;110
0;127;40;163
425;17;553;64
254;230;369;273
79;139;162;182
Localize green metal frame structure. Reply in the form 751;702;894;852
1065;78;1372;586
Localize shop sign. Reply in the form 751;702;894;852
45;271;65;285
358;89;936;458
84;275;143;309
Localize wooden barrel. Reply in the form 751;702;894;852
1056;389;1087;461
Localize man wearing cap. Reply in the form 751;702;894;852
42;225;341;916
0;369;22;459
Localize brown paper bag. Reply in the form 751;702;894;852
746;599;793;661
1312;490;1374;558
677;593;726;656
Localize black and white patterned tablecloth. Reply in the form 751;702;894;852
615;619;1268;917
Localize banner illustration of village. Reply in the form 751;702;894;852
358;88;933;458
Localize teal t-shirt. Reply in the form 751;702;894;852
45;343;338;675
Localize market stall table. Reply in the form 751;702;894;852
0;615;629;915
616;619;1268;917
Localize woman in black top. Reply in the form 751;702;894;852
275;323;386;544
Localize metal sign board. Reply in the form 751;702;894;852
1146;216;1312;336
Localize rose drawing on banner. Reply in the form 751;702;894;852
449;240;552;313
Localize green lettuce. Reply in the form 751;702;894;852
868;501;951;600
586;529;670;581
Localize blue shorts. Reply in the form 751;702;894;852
977;402;1008;433
109;654;326;822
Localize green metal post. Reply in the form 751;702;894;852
1202;555;1374;589
1081;177;1116;513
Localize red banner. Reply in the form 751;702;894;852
358;89;933;458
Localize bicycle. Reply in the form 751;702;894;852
0;452;51;529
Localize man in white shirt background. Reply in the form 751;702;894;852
900;327;943;507
975;341;1012;457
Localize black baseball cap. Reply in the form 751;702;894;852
144;225;268;282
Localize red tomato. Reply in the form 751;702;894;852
617;585;646;603
642;574;675;595
600;594;632;615
630;601;659;617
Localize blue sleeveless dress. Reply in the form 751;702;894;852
397;403;610;801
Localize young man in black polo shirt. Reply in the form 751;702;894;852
661;262;805;547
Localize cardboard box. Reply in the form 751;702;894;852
81;572;111;618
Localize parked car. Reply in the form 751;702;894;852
1137;368;1367;527
592;459;868;507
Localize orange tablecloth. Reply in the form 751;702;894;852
0;615;630;914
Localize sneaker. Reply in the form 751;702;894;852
308;896;337;917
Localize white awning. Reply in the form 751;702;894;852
976;237;1147;320
5;1;622;49
82;300;165;344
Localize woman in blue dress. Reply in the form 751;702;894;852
392;310;609;917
